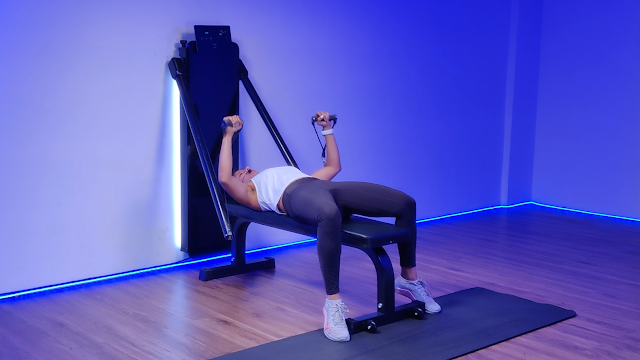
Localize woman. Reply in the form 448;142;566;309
218;112;441;342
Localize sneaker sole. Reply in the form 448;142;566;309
395;287;441;314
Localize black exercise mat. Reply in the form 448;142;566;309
212;287;576;360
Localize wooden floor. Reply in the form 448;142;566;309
1;204;639;359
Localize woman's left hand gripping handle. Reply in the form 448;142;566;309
223;115;243;136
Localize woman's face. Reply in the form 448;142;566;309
233;167;259;184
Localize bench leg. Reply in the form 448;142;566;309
346;246;426;335
199;219;276;281
365;247;396;314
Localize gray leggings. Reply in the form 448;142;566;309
281;177;417;295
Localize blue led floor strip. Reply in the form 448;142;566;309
416;202;533;223
0;253;231;300
0;238;320;301
2;201;638;301
530;202;640;222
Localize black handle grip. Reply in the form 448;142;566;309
311;114;337;125
221;119;233;128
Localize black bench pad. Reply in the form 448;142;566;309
227;204;410;249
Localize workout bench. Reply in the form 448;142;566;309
168;25;425;335
203;203;426;334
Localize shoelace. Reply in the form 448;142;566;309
329;302;349;327
415;278;433;300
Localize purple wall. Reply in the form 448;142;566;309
235;1;513;217
533;0;640;219
0;0;191;294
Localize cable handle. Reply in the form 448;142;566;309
221;119;233;128
311;114;337;126
223;115;337;128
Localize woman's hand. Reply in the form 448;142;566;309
223;115;243;136
310;110;340;180
314;111;332;131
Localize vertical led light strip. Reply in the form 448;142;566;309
172;81;182;248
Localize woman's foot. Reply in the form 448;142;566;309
395;276;442;314
323;299;350;341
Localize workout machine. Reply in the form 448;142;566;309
168;25;425;334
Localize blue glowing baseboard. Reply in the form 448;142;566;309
417;201;640;224
1;202;637;301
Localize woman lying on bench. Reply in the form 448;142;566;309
218;112;441;342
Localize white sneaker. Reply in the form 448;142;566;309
323;299;350;342
395;276;442;314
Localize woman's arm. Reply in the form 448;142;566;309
218;116;260;210
311;111;341;181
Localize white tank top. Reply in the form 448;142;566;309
250;166;310;214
